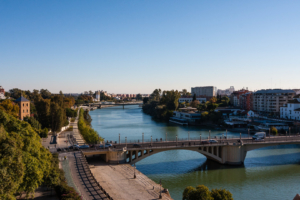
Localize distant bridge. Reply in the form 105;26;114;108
83;102;143;109
81;135;300;165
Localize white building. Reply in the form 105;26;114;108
0;86;5;100
95;91;101;101
179;97;207;103
170;107;202;125
191;86;217;97
280;98;300;120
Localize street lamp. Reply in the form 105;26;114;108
166;132;167;142
188;131;190;141
209;130;211;140
134;163;136;179
159;179;162;199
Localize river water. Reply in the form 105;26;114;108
90;106;300;200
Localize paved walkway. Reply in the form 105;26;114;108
88;156;172;200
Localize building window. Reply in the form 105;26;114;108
27;109;28;113
23;110;24;113
23;103;24;107
27;103;28;106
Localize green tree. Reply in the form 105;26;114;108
150;89;162;101
0;99;19;118
270;126;278;135
50;102;65;134
0;110;53;198
66;108;77;118
190;100;200;108
183;185;213;200
35;98;51;128
136;94;142;101
211;188;233;200
183;186;195;200
40;89;52;99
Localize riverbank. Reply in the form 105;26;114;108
87;155;173;200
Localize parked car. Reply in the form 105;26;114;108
133;144;141;148
201;141;210;144
69;145;80;150
79;144;90;149
99;143;113;148
209;139;218;144
57;148;62;152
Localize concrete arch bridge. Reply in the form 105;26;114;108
81;136;300;165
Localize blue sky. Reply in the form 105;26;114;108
1;0;300;94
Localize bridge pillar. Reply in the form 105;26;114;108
129;151;132;162
221;145;247;165
106;150;127;164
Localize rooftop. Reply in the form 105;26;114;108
254;89;295;94
15;96;30;102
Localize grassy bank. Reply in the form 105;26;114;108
78;108;103;144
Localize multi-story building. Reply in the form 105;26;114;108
217;86;235;96
230;89;249;107
95;91;101;101
253;89;296;115
239;92;253;111
178;96;208;103
191;86;217;97
0;86;5;100
280;97;300;120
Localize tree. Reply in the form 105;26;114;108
190;100;200;108
136;94;142;101
35;98;51;128
270;126;278;135
66;108;77;118
0;110;53;198
193;94;196;101
50;102;65;134
211;188;233;200
183;185;213;200
183;186;195;200
150;89;161;101
0;99;19;118
40;89;52;99
143;97;149;104
59;90;64;97
210;97;217;104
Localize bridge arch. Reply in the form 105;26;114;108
126;147;223;165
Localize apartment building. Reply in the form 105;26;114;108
191;86;217;97
230;89;249;107
253;89;296;115
217;86;235;96
239;92;253;111
280;97;300;120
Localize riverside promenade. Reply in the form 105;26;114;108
88;156;173;200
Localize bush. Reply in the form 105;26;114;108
270;126;278;135
183;185;233;200
78;108;103;144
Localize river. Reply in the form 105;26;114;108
90;105;300;200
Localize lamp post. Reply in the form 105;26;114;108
248;129;250;139
269;128;270;138
209;130;211;140
142;133;144;143
159;179;162;199
119;133;120;144
166;132;167;142
200;134;202;143
176;135;178;145
125;137;127;149
289;127;291;137
226;129;227;140
151;136;152;146
134;163;136;179
188;131;190;141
